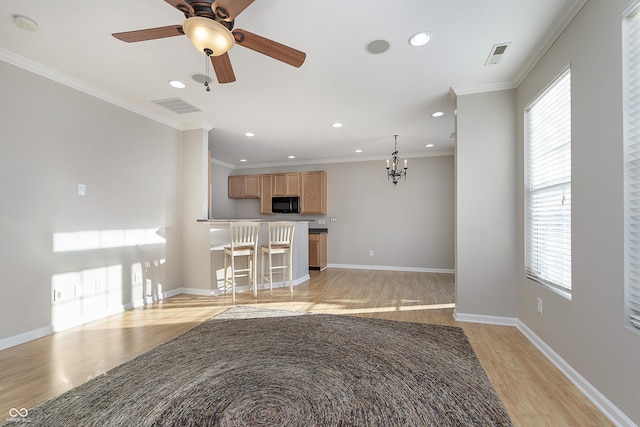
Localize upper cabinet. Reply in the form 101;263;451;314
273;173;301;196
228;175;260;199
228;171;326;215
260;174;274;214
301;171;327;215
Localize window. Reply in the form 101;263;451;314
525;68;572;297
624;2;640;331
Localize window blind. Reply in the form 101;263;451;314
525;69;572;295
624;3;640;330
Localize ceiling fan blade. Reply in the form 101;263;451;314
112;25;184;43
212;0;255;21
211;53;236;83
164;0;195;16
233;29;306;68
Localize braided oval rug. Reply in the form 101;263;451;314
2;306;512;426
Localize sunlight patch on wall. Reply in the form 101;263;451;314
53;228;165;252
51;265;123;331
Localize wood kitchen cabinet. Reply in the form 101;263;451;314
228;171;327;215
301;171;327;214
260;174;274;214
273;173;301;196
308;232;327;270
228;175;260;199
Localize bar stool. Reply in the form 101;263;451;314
261;222;295;294
223;221;260;301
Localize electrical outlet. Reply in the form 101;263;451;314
537;298;543;314
369;250;374;256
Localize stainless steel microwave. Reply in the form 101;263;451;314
272;197;300;214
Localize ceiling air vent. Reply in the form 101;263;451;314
485;42;511;66
151;97;201;114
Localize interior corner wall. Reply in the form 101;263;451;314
515;0;640;423
180;129;211;291
455;89;518;318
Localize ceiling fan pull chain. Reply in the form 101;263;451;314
204;56;211;92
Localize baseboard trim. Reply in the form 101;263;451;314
516;321;636;427
453;310;518;326
0;325;53;351
328;264;455;274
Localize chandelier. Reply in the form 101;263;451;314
386;135;408;185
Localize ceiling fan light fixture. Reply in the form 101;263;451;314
183;17;234;56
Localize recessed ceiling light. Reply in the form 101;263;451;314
13;14;38;32
245;132;255;137
240;159;247;162
431;111;444;118
169;80;186;89
288;155;296;159
409;31;431;47
355;149;363;153
425;144;435;148
331;122;343;128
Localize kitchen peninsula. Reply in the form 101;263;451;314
197;219;310;296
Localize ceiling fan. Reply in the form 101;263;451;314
112;0;306;84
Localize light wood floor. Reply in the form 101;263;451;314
0;269;613;426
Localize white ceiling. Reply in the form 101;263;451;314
0;0;584;168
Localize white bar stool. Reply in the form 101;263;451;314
223;221;260;301
261;221;295;294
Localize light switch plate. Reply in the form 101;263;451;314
77;184;86;196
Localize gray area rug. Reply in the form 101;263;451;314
3;306;512;426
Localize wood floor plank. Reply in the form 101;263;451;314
0;269;613;426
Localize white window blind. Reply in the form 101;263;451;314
525;69;572;296
624;3;640;330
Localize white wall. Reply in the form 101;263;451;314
210;160;235;219
0;61;183;343
215;156;455;271
516;0;640;424
454;90;518;319
180;129;211;291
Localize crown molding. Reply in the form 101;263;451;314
514;0;588;85
182;121;214;132
211;158;237;169
452;0;588;97
450;80;516;97
0;48;183;130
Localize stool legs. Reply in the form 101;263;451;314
223;252;228;295
223;251;258;302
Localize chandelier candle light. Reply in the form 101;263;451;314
386;135;408;185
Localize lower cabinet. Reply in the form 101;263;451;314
308;232;327;270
